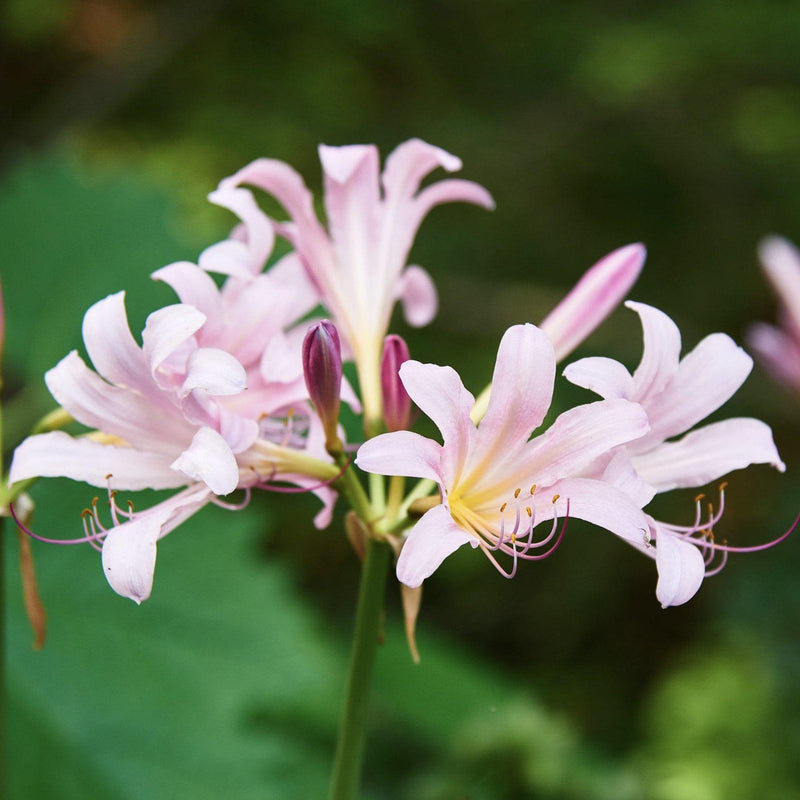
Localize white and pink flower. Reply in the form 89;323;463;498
565;301;786;606
356;324;651;587
9;291;341;603
214;138;494;427
747;236;800;395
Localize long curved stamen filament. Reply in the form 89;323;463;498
211;488;253;511
671;484;728;533
481;540;518;579
481;497;570;575
512;498;569;562
704;549;729;577
10;501;108;546
697;511;799;553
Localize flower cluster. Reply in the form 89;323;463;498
7;139;792;615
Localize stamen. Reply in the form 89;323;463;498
211;488;252;511
10;501;108;546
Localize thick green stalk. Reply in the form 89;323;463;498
0;515;5;796
0;400;6;796
328;538;391;800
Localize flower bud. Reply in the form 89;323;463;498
381;334;412;432
302;320;343;452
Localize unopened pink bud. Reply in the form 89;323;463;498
381;335;412;432
302;320;343;450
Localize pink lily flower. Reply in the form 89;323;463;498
470;242;646;421
213;139;494;427
155;183;362;431
564;301;786;607
9;292;341;603
747;236;800;395
356;324;651;587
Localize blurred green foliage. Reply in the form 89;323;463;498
2;1;800;798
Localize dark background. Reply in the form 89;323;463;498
2;1;799;797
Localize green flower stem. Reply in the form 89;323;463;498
0;400;6;797
399;478;437;517
328;537;392;800
332;455;374;526
368;472;385;516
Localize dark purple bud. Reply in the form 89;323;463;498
381;335;412;432
302;320;343;451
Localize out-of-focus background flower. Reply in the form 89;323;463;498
3;2;800;797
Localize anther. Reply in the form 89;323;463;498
552;494;560;504
500;502;507;513
694;493;705;503
530;484;536;495
514;488;521;499
525;507;532;517
719;481;728;491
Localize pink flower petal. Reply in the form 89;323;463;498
563;356;634;399
396;265;438;327
81;292;154;396
217;407;260;454
142;304;206;375
197;240;255;279
626;301;681;400
260;331;303;384
219;158;322;239
747;322;800;392
205;185;275;274
9;431;187;491
471;324;555;471
152;261;223;329
637;333;752;449
318;144;381;290
521;399;650;488
381;138;463;201
539;243;646;362
632;417;785;492
170;426;239;496
654;526;706;608
45;352;194;452
101;485;212;603
759;236;800;328
356;430;444;483
539;477;651;544
181;347;247;397
600;449;657;508
396;504;475;588
399;360;475;485
410;178;495;233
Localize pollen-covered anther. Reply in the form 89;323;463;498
525;506;532;517
514;488;521;499
530;484;536;495
552;494;560;504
